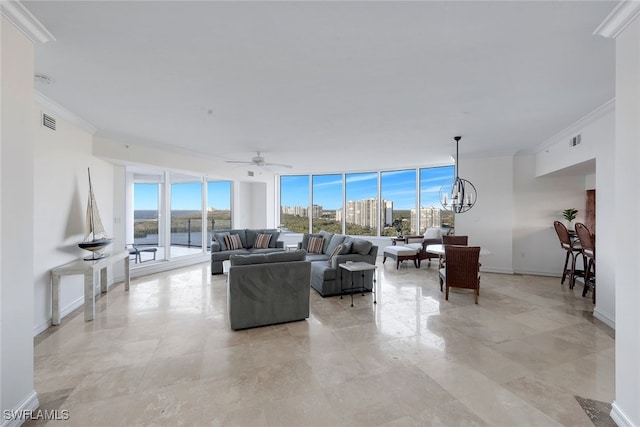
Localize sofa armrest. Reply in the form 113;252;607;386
211;241;221;252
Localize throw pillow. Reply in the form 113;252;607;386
224;233;243;250
424;227;442;239
213;232;230;251
306;236;325;254
340;241;352;254
253;233;272;249
327;244;344;265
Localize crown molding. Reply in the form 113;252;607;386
534;98;615;154
1;0;55;44
34;90;97;135
594;0;640;39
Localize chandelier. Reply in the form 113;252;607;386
439;136;477;213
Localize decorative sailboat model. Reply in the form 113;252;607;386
78;168;113;260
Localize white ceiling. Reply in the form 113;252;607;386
26;1;616;174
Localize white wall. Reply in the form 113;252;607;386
611;14;640;427
454;155;514;274
32;106;114;333
534;106;615;328
1;14;39;420
512;154;587;276
593;113;616;329
535;100;612;177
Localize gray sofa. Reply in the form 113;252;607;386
298;231;378;297
210;228;285;275
227;250;311;330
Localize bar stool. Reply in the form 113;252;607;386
553;221;585;289
574;222;596;303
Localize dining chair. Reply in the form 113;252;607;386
553;221;585;289
438;245;481;304
439;235;469;268
574;222;596;303
442;235;468;246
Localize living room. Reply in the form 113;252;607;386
2;1;640;426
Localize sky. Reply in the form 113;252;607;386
134;166;453;212
134;181;231;210
281;166;454;210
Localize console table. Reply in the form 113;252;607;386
51;250;130;325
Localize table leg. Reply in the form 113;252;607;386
51;273;60;326
124;256;130;291
373;272;377;304
100;267;108;293
350;271;355;307
84;271;95;322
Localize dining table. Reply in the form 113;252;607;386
425;244;492;256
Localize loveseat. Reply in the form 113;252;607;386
227;250;311;330
298;231;378;297
210;228;285;275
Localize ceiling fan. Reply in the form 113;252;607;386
226;152;292;169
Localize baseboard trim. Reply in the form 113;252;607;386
513;269;561;277
610;401;636;427
1;390;39;427
480;267;514;274
593;308;616;329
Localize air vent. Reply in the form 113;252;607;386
569;134;581;147
247;170;254;177
42;113;56;131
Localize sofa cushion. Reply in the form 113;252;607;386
351;238;373;255
213;232;230;251
266;250;306;263
305;253;330;262
341;241;352;254
253;233;272;249
245;229;258;248
230;249;306;266
212;248;250;261
318;231;334;253
307;236;325;254
325;234;346;256
224;234;244;250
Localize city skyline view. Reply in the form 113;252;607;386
281;165;454;212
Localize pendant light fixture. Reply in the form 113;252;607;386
439;136;477;213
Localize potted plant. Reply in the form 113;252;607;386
562;208;578;230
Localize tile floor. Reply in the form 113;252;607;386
30;259;615;426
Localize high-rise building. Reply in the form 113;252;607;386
344;198;393;229
410;206;442;233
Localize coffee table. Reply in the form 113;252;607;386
339;262;377;307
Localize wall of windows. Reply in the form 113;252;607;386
207;180;232;246
170;173;203;256
129;168;232;263
280;175;310;233
345;172;378;236
381;169;416;236
312;174;342;233
280;166;454;236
